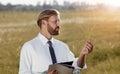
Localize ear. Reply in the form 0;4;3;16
42;20;47;25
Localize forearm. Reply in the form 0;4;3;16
77;41;93;68
77;53;86;68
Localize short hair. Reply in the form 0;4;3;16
37;9;60;28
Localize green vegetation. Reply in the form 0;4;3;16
0;10;120;74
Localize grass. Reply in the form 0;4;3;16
0;10;120;74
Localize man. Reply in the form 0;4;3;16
19;9;93;74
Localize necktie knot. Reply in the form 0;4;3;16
47;41;52;46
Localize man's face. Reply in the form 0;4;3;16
47;15;60;35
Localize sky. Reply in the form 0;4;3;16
0;0;120;7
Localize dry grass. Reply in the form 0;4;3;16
0;10;120;74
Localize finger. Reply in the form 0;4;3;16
86;43;93;49
54;70;58;74
53;70;58;74
87;40;93;45
48;70;55;74
85;46;93;52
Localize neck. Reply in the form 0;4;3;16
40;30;52;40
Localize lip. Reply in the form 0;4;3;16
55;28;59;31
55;27;60;30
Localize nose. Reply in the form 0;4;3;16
56;21;60;27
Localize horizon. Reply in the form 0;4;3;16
0;0;120;7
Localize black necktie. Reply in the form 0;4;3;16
48;41;57;64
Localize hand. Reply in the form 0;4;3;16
47;70;58;74
81;41;93;55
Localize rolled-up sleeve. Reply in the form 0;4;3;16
72;58;87;73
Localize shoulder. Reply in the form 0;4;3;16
20;37;38;52
54;38;66;44
53;39;69;48
24;36;41;47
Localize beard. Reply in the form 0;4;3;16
47;23;60;35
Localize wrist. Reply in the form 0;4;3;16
80;52;86;56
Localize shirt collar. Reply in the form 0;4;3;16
38;33;54;45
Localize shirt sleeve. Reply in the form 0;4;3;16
19;43;32;74
72;58;87;73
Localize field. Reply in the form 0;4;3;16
0;10;120;74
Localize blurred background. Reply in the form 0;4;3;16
0;0;120;74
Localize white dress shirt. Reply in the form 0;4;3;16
19;33;87;74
